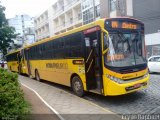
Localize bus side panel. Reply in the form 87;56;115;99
29;60;70;85
67;59;87;91
29;59;86;89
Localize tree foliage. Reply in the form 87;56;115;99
0;4;17;60
0;68;30;118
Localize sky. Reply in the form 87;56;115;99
1;0;57;18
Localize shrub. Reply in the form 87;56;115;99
0;68;30;119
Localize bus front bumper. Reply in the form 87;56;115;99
104;74;149;96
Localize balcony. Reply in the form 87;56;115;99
53;0;80;19
35;19;49;30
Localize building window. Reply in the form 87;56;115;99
82;0;93;10
83;8;94;24
78;13;82;20
110;0;117;12
70;17;73;24
95;5;100;18
95;0;100;6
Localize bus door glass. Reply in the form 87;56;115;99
17;52;22;73
84;27;103;93
25;48;31;75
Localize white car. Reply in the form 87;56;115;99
148;56;160;73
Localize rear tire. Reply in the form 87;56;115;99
35;70;41;81
71;76;84;97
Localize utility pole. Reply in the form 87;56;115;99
21;15;25;45
93;0;96;21
117;0;126;16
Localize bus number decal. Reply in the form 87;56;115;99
78;66;85;74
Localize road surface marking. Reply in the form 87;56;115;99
21;83;65;120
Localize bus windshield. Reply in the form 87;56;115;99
104;30;147;68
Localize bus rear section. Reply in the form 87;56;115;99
6;51;20;72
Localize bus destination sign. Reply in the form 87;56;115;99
111;21;140;29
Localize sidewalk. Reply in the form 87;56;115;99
19;75;121;120
21;85;60;120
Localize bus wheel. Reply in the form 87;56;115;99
72;76;84;97
35;70;41;82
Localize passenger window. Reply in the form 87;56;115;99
150;57;160;62
155;57;160;62
149;57;155;62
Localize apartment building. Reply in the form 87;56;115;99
8;14;35;46
34;11;49;41
81;0;160;57
119;0;160;57
34;0;82;41
34;0;160;57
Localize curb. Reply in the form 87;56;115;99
21;83;65;120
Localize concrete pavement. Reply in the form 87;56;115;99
19;75;121;120
22;85;60;120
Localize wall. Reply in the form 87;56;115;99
145;32;160;57
133;0;160;34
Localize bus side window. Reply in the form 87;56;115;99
85;37;90;47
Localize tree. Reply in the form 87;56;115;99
0;4;17;60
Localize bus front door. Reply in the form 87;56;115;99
25;49;32;76
84;30;103;94
17;52;22;74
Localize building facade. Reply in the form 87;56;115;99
34;0;160;57
131;0;160;57
34;11;49;41
100;0;160;57
34;0;82;41
8;14;35;46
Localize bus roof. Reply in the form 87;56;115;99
24;19;106;49
6;49;20;56
7;17;143;54
105;17;144;24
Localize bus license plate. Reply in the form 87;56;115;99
134;83;141;88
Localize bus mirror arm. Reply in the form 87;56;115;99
103;48;109;55
102;29;109;35
102;29;109;55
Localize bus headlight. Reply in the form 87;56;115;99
142;73;148;79
106;73;149;84
106;74;124;84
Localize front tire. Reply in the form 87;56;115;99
35;70;41;81
72;76;84;97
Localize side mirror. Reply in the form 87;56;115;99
104;33;109;49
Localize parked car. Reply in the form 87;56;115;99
0;61;7;68
148;56;160;73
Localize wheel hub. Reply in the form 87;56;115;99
74;81;81;91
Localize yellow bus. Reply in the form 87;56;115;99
6;18;149;96
6;50;20;72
